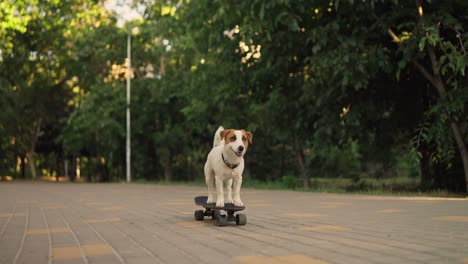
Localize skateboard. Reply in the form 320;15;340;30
194;196;247;226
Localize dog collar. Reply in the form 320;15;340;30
222;153;239;169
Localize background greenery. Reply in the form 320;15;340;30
1;0;467;194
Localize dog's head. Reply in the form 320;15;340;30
220;129;253;157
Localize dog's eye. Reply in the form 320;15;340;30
230;136;236;141
242;136;247;141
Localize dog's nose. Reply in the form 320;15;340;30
238;146;244;152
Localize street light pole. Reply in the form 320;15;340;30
126;28;131;183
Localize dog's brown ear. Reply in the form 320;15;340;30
244;131;253;144
220;129;232;139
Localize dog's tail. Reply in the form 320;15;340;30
213;126;224;148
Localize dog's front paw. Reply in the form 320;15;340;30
225;197;234;204
233;199;244;207
216;199;225;207
207;196;216;204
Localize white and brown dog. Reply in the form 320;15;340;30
204;126;252;207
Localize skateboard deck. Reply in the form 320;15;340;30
194;196;245;211
193;196;247;226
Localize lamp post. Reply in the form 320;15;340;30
126;28;132;183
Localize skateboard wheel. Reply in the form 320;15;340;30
211;210;220;220
236;214;247;225
215;215;228;226
194;210;204;221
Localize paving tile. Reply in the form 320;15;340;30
377;209;404;213
432;216;468;222
27;227;71;235
52;244;114;260
235;255;330;264
285;213;326;217
301;225;352;231
85;217;122;223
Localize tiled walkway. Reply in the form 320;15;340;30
1;182;467;264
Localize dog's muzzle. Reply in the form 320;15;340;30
232;146;244;157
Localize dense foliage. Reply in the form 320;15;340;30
1;0;467;193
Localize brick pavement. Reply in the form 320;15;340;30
0;182;467;264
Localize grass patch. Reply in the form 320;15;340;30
242;176;465;197
131;178;207;187
132;176;465;197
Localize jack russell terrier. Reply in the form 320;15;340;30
204;126;253;207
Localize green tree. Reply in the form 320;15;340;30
0;0;114;179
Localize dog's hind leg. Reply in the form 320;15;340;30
225;179;234;204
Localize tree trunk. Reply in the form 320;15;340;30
164;155;172;182
27;118;42;179
21;155;26;178
69;157;76;182
450;122;468;192
13;154;19;179
64;159;68;181
158;144;172;182
26;152;37;179
279;144;286;181
419;146;432;189
293;133;310;189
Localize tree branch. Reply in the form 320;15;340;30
449;26;467;54
427;46;439;76
411;59;438;89
387;29;400;43
373;14;400;43
427;46;447;98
